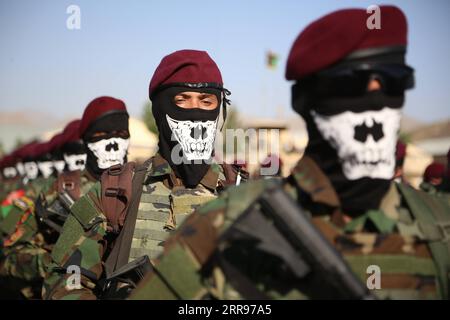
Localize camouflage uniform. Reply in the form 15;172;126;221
0;171;95;298
43;154;240;299
131;156;450;300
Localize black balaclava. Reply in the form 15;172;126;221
50;149;66;175
61;140;87;172
23;156;40;181
83;112;130;179
152;86;221;187
36;152;58;179
2;166;18;180
293;55;408;216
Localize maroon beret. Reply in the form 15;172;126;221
423;162;445;182
79;97;128;137
50;119;81;150
15;141;41;160
0;155;15;168
149;50;223;98
396;141;407;161
286;5;408;80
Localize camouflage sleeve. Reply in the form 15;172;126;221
130;180;271;300
42;182;108;300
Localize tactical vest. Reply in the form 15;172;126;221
97;155;236;264
128;172;221;263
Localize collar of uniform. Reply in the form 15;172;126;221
342;182;399;234
379;181;401;221
343;208;397;234
290;155;340;208
290;157;399;233
82;169;97;182
148;153;173;178
146;153;220;190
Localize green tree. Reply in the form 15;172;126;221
13;137;24;150
398;131;411;144
223;105;241;130
221;106;243;156
142;102;158;135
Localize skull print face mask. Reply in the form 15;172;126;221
63;153;87;171
37;160;55;179
295;89;405;215
166;114;218;161
3;167;18;179
24;161;39;180
152;87;222;187
87;137;129;170
83;111;130;179
311;107;401;180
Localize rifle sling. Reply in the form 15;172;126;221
105;159;151;278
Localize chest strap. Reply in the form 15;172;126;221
104;159;151;279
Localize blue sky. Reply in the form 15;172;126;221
0;0;449;123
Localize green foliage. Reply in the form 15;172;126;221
221;106;243;155
142;102;158;135
13;137;25;150
398;131;412;144
223;105;241;130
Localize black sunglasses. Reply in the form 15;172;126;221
298;63;415;97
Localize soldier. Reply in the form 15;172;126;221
1;96;130;299
131;6;450;300
0;154;23;202
0;140;57;298
43;50;245;300
437;149;450;193
394;141;407;184
420;162;445;194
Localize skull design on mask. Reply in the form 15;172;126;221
24;162;39;180
166;114;218;161
37;161;55;179
16;163;25;176
53;160;66;174
3;167;17;179
87;137;129;169
63;153;87;171
311;107;402;180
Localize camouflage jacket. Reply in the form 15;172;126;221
0;176;55;248
43;154;239;300
0;176;25;204
130;156;450;300
0;170;96;299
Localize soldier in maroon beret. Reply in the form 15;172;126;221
393;140;407;183
420;162;447;195
0;96;131;299
131;6;449;300
79;96;130;179
43;50;247;300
